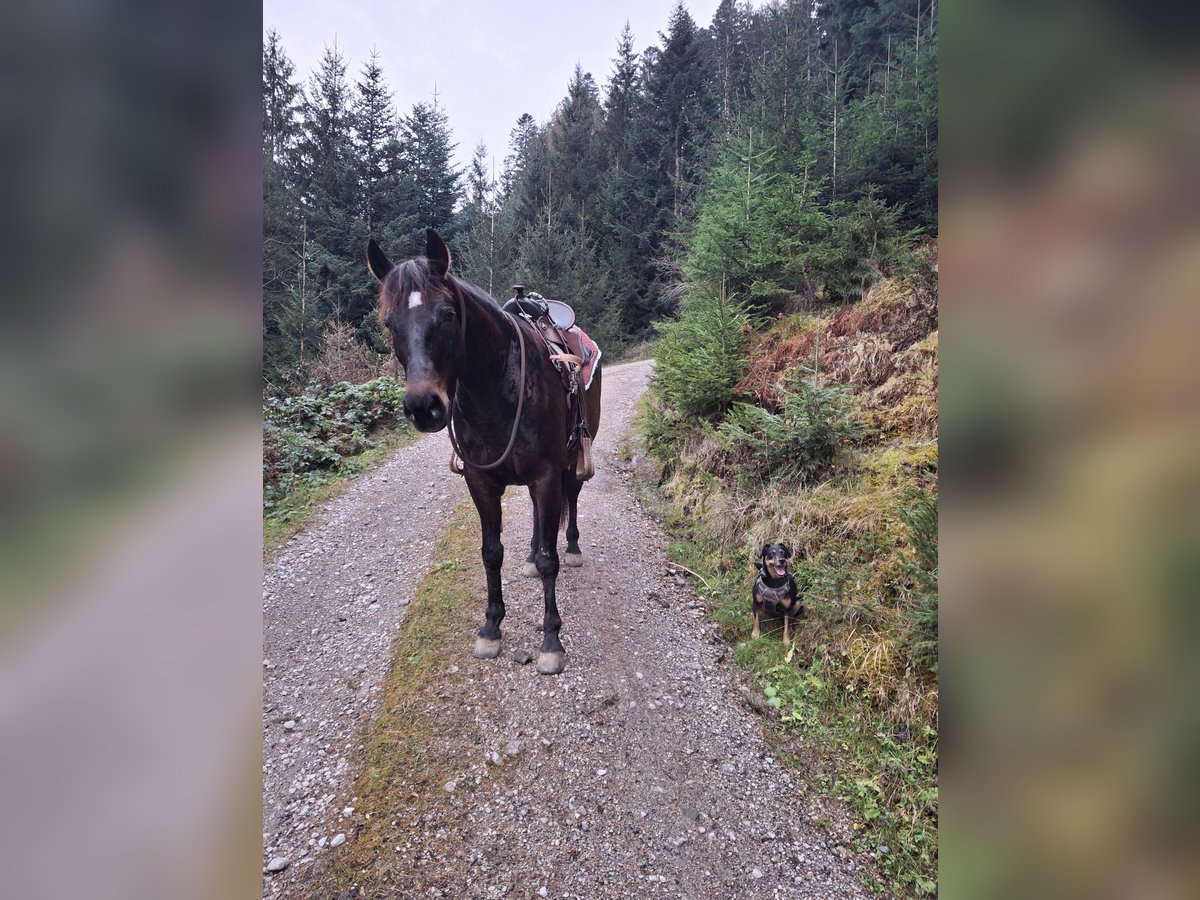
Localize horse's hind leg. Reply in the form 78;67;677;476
532;476;567;675
467;477;506;660
562;472;584;568
521;494;540;578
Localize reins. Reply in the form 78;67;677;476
446;281;527;473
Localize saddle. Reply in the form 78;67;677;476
504;286;596;480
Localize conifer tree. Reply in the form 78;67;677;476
602;24;640;173
401;94;462;240
262;31;304;370
351;49;393;234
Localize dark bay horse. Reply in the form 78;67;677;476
367;229;602;675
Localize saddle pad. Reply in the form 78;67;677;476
564;327;601;390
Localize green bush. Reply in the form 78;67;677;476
718;367;863;484
813;190;918;301
652;285;755;419
263;376;408;511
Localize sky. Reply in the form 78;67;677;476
263;0;726;176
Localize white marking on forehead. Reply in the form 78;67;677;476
408;290;423;309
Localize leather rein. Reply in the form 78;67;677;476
445;280;527;473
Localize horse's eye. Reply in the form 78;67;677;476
435;304;457;325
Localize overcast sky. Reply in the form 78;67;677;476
263;0;726;176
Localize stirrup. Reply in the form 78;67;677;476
576;435;594;480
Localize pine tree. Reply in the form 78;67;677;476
262;31;304;371
641;2;717;223
708;0;755;122
602;23;640;173
401;94;462;239
546;65;604;228
351;49;394;233
686;129;827;308
295;43;361;331
455;141;501;295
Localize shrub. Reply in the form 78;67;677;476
263;376;408;511
652;285;755;418
718;367;864;484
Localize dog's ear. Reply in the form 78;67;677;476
781;544;792;559
759;544;770;561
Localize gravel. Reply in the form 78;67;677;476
262;360;874;898
261;425;466;891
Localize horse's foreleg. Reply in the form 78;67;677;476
560;472;582;568
467;479;505;660
532;477;566;675
521;493;540;578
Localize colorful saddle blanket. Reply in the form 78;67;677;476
565;327;601;390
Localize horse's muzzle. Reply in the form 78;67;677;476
403;389;449;433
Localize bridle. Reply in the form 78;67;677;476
444;277;527;473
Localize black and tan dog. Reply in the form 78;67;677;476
752;543;804;644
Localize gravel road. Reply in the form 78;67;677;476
263;359;874;899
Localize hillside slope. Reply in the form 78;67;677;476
637;271;938;897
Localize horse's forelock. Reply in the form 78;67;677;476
380;258;431;319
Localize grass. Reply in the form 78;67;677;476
263;430;416;556
308;500;493;899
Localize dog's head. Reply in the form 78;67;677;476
759;543;793;579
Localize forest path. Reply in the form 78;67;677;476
263;359;873;899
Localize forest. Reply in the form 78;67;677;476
263;0;936;380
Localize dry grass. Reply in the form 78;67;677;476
846;628;903;706
737;278;936;427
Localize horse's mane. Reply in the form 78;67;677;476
455;277;505;316
379;257;504;323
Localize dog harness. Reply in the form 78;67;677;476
755;573;797;613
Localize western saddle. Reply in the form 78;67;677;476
503;285;595;479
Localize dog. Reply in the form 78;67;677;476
752;543;803;644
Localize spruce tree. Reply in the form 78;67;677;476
401;94;462;240
262;31;304;371
351;49;394;234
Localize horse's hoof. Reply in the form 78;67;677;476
563;552;583;568
520;561;539;578
472;636;502;660
535;651;567;675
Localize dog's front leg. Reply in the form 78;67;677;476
782;611;791;646
751;601;761;639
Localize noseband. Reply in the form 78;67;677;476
445;279;527;472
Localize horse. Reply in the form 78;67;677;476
366;228;603;675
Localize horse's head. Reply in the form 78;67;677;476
367;229;462;433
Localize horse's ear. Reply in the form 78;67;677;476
367;239;393;282
426;227;452;276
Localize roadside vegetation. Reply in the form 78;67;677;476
637;250;938;897
263;323;413;552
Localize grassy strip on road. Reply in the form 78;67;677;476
310;500;496;899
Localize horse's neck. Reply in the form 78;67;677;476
457;282;518;401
